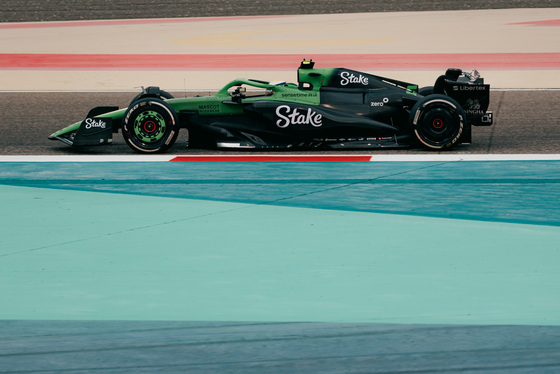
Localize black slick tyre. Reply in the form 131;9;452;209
418;86;434;96
128;87;174;107
122;98;179;153
409;94;465;150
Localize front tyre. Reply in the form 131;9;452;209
128;86;174;107
409;94;465;150
122;98;179;153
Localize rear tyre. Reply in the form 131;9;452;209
122;98;179;153
409;94;464;150
418;86;434;96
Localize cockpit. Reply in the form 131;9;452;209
225;79;293;102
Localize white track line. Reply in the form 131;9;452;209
1;154;559;162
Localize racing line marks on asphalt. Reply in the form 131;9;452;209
485;90;504;153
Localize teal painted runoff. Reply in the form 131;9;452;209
1;160;559;325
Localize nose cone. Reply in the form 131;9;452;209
49;122;81;145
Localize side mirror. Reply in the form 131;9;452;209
231;86;246;102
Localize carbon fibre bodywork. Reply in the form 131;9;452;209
49;60;492;153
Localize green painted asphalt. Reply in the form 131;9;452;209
1;161;559;325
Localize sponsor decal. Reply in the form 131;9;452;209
453;85;487;91
281;92;318;98
464;98;484;115
84;118;107;130
198;104;220;110
340;71;369;86
466;109;485;115
198;104;220;113
275;105;322;128
371;97;390;107
465;98;481;110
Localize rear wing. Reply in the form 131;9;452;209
436;69;492;126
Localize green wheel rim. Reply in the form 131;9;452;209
132;110;167;143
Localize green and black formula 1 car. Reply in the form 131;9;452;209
49;59;493;153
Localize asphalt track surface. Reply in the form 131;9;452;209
2;2;560;374
2;321;559;373
0;90;558;155
1;0;559;22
